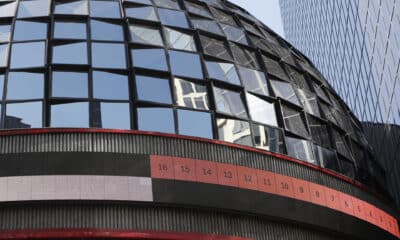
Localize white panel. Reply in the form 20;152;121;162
104;176;129;200
54;175;81;199
80;175;105;200
7;176;31;201
31;175;56;200
128;177;153;201
0;178;7;201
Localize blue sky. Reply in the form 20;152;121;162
229;0;285;38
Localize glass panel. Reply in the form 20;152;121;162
296;88;321;117
131;48;168;71
54;21;86;39
18;0;50;18
125;6;158;22
307;115;331;148
55;0;88;15
339;159;355;179
93;71;129;100
93;102;130;129
270;79;300;105
282;105;309;138
199;35;232;61
53;42;87;65
7;72;44;100
191;18;223;35
129;24;163;46
210;7;237;26
13;21;47;41
124;0;151;4
0;2;17;18
213;86;247;119
285;136;316;164
332;130;353;160
314;145;339;172
0;24;11;42
136;75;172;104
238;66;269;96
164;27;196;51
0;74;4;99
230;43;259;69
92;43;126;69
252;124;285;153
154;0;180;9
185;1;212;18
246;93;277;126
10;41;45;68
137;107;175;133
263;55;290;81
174;78;209;110
5;102;42;129
51;102;89;127
0;104;2;128
221;24;248;45
205;61;240;85
91;20;123;41
158;8;189;28
0;43;8;67
178;109;213;138
217;117;251;146
90;0;121;18
169;50;203;79
52;71;88;98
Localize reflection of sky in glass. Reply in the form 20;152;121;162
136;75;172;104
54;0;88;15
51;102;89;127
18;0;50;18
99;103;130;129
6;101;42;128
93;71;129;100
13;21;47;41
138;108;175;133
11;42;45;68
52;71;88;98
54;21;86;39
92;43;126;69
169;50;203;79
7;72;44;100
178;109;212;138
90;1;121;18
132;48;168;71
0;24;11;42
0;44;8;67
53;42;87;65
91;20;123;41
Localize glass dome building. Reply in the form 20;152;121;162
0;0;398;239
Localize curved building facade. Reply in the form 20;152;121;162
0;0;398;239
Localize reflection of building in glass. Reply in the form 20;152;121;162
280;0;400;207
0;0;398;239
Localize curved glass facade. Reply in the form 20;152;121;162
0;0;383;189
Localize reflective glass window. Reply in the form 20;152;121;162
137;107;175;133
270;79;300;105
210;7;237;26
191;18;223;35
93;102;130;129
7;72;43;100
129;24;163;46
91;20;123;41
174;78;209;110
314;145;338;171
169;50;203;79
53;42;87;65
199;35;232;61
52;71;88;98
281;105;309;138
0;43;8;67
18;0;50;18
178;109;212;138
217;117;252;146
0;2;17;18
263;55;290;81
246;93;277;126
0;24;11;42
296;88;321;117
90;0;121;19
5;102;42;129
92;43;126;69
154;0;180;10
307;115;331;148
221;24;248;45
213;86;247;119
339;159;355;179
54;21;87;39
131;48;168;71
185;1;212;18
125;6;158;22
332;130;353;160
55;0;88;15
93;71;129;100
136;75;172;104
10;41;45;68
238;66;269;96
164;27;196;51
285;136;316;164
125;0;151;4
230;43;259;69
51;102;89;127
13;21;47;41
205;61;240;85
252;124;284;153
0;74;4;99
158;8;189;28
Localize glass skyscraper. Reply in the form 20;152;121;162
280;0;400;206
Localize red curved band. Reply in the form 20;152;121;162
0;128;386;203
0;229;251;240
